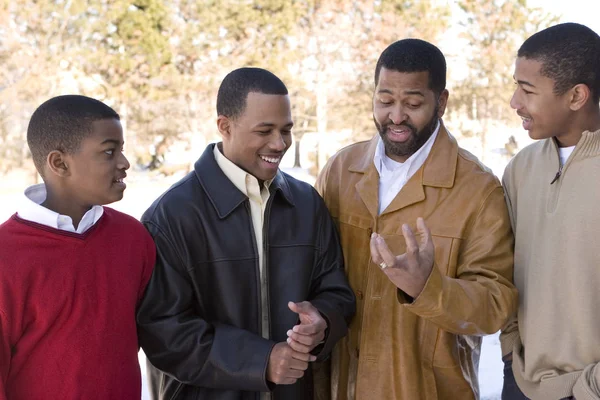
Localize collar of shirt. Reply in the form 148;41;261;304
17;183;104;234
213;145;273;203
373;120;441;177
558;145;576;166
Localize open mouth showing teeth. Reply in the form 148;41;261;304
260;156;280;164
113;178;124;183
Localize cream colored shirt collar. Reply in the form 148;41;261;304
213;144;273;196
373;120;440;214
17;183;104;234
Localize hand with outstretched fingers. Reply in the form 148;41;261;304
370;217;435;299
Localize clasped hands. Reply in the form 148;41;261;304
266;301;327;385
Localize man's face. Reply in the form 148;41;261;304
510;57;572;143
220;92;293;182
64;118;130;207
373;67;448;163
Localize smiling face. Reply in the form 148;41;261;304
218;91;293;183
510;57;575;144
373;68;448;163
62;118;130;207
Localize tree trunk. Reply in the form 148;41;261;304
293;138;301;168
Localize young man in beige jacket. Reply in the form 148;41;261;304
500;23;600;400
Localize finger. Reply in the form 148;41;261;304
401;224;419;261
416;217;432;249
287;330;324;346
370;233;383;264
289;349;316;362
288;301;315;316
289;358;310;371
292;322;322;335
375;235;396;267
287;337;312;353
279;377;299;385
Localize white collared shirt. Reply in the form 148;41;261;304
17;183;104;234
374;121;440;214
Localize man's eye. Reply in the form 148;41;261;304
281;130;292;135
407;103;421;109
379;99;392;105
256;131;270;135
104;149;114;156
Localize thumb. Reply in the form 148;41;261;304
288;301;313;315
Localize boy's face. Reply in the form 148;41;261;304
219;92;293;183
63;118;130;207
510;57;572;142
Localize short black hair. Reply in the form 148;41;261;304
518;23;600;103
27;95;120;174
216;67;288;119
374;39;447;95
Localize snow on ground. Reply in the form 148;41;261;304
0;169;505;399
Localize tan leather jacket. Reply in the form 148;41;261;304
315;125;517;399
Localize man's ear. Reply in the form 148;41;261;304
217;115;232;138
569;84;591;111
437;89;449;118
46;150;70;178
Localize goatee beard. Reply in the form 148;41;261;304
375;108;439;161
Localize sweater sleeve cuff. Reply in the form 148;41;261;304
500;331;518;357
573;363;600;400
398;264;444;318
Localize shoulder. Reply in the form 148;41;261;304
280;172;323;207
325;140;372;169
455;146;501;190
0;216;20;249
505;140;545;174
141;171;200;225
102;208;152;240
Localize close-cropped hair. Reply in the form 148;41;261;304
216;67;288;120
519;22;600;103
27;95;120;174
374;38;447;96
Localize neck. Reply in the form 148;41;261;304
556;109;600;147
42;186;91;229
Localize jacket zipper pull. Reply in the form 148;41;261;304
550;165;563;184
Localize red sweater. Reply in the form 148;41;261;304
0;207;155;400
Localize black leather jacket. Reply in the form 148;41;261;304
137;144;356;400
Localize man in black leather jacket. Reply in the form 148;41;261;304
136;67;356;400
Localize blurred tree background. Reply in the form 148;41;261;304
0;0;556;178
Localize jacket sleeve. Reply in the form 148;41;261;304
499;171;519;356
0;310;9;400
399;185;518;336
307;193;356;360
136;220;275;392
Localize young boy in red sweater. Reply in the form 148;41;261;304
0;95;156;400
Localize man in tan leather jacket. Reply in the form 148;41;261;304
314;39;517;399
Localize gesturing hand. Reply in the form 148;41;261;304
370;217;435;299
